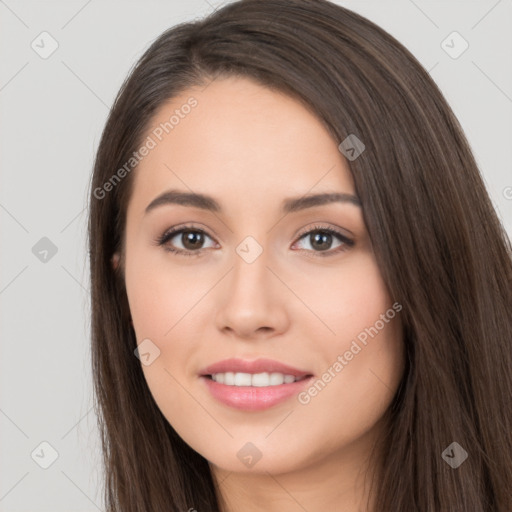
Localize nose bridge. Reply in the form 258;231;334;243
214;232;289;337
230;235;273;299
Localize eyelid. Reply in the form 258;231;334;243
157;222;218;242
293;222;354;241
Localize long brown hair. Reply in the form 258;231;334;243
87;0;512;510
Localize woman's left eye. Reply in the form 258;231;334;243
155;224;354;257
292;226;354;256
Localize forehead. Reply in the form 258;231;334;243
127;76;355;217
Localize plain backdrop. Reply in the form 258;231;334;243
1;0;511;510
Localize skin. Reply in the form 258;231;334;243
114;76;405;512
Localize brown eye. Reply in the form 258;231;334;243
157;226;217;256
308;231;335;251
292;226;354;257
180;230;205;250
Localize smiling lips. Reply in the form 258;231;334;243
200;358;314;411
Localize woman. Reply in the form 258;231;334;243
87;0;512;510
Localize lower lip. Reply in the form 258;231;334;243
201;375;313;411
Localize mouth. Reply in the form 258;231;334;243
204;372;311;386
199;358;314;411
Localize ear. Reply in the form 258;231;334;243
111;252;120;270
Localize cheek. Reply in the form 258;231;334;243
124;248;206;340
293;312;404;457
291;250;395;342
124;250;208;387
293;253;404;430
337;256;395;339
333;256;404;405
125;259;207;443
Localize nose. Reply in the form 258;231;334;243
214;246;290;341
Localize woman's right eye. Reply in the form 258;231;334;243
156;227;217;256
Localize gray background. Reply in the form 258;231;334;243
1;0;511;510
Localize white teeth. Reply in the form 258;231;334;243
224;372;235;385
252;372;271;387
211;372;299;386
234;372;252;386
269;372;284;385
283;374;296;384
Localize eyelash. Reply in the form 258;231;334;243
154;223;355;258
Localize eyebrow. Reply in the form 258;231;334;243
144;189;361;215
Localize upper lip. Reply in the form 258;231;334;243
200;358;313;378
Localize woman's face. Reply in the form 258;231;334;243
119;76;404;475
